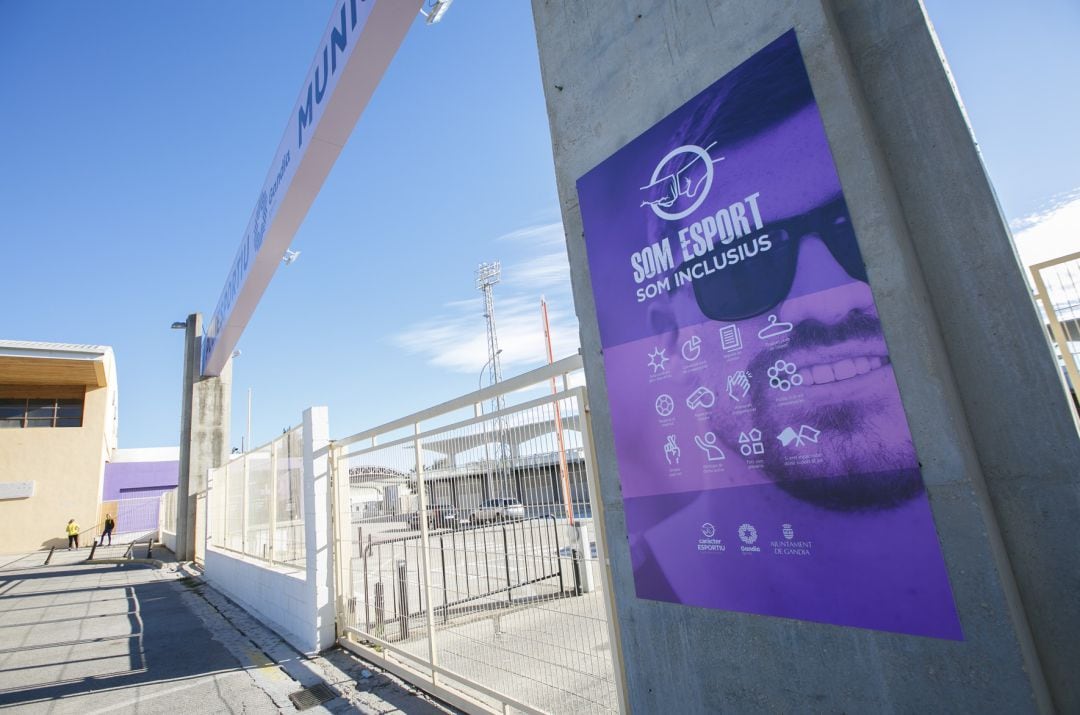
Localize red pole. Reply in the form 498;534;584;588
543;298;575;525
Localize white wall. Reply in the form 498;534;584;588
204;548;314;653
201;406;333;655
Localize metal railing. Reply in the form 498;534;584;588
208;425;306;570
110;495;165;543
1031;251;1080;417
333;354;625;714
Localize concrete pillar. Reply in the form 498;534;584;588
188;360;231;563
532;1;1080;712
175;313;199;561
303;406;335;651
176;312;232;562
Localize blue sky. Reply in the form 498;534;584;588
1;1;1077;450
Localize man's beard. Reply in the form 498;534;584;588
744;308;924;512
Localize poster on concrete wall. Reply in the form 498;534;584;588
576;29;962;639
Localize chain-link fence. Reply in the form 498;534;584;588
208;425;306;570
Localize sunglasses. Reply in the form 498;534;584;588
690;197;867;321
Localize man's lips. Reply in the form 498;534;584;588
796;355;890;386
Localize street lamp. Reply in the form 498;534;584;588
478;349;504;391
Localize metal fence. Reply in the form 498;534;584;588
1031;251;1080;416
333;355;625;714
112;495;166;541
208;425;306;570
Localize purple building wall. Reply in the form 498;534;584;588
102;460;179;535
103;460;179;500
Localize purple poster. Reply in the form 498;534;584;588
576;30;962;639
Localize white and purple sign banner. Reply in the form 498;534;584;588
202;0;421;375
577;30;961;639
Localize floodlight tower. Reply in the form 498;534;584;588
476;261;504;398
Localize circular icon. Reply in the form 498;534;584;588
767;360;802;392
655;394;675;417
645;145;716;221
738;523;758;545
701;522;716;538
681;336;702;362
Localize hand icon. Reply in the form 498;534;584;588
664;435;681;465
726;371;751;402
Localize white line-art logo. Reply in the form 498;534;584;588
777;425;821;447
252;190;269;251
757;314;793;340
686;386;716;410
738;523;758;545
767;359;803;391
655;394;675;417
726;370;751;402
739;428;764;456
681;336;702;362
664;435;681;465
694;432;725;461
639;142;725;221
647;347;669;374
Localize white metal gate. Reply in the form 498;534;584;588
1031;251;1080;417
331;356;625;714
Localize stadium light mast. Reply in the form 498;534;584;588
476;262;504;399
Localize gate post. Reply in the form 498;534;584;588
303;406;334;652
413;422;440;684
396;560;409;641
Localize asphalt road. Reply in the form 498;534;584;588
0;548;456;714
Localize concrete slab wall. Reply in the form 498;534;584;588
532;0;1079;712
202;407;333;655
204;548;313;652
162;528;177;553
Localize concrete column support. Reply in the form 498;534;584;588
302;406;335;651
176;312;232;562
532;1;1080;712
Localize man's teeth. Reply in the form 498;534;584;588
796;356;889;386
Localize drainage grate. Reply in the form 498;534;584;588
288;682;337;711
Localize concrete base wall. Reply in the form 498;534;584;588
204;548;315;653
532;0;1080;712
201;406;334;656
162;528;177;554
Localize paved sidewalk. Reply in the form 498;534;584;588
0;549;458;714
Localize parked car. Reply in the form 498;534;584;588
471;498;526;523
406;504;458;531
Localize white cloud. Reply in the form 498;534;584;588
496;221;565;249
506;250;571;290
391;220;580;376
1010;188;1080;268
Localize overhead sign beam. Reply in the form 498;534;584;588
202;0;423;376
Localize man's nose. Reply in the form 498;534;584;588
779;235;874;326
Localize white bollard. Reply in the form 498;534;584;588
574;522;595;594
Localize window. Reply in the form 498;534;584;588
0;397;83;428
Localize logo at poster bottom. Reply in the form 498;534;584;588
738;523;760;553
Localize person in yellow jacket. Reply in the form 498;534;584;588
65;519;80;550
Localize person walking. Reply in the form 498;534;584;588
102;513;115;546
66;519;80;550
